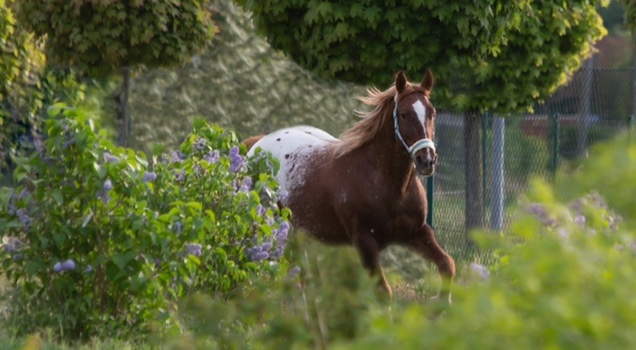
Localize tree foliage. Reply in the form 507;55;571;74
0;0;86;178
13;0;217;76
236;0;607;113
618;0;636;31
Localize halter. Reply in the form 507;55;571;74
393;93;436;159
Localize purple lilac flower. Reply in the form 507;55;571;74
278;190;289;202
204;150;220;164
53;262;63;273
254;251;269;261
246;245;266;262
34;135;45;155
99;192;110;204
103;179;113;191
7;200;16;216
526;203;557;227
275;221;290;242
256;204;266;217
260;241;273;252
469;262;490;280
17;188;30;200
104;153;120;163
175;171;186;183
574;215;586;227
288;266;301;278
16;209;31;229
185;243;202;257
272;245;285;260
3;240;22;255
194;138;207;151
3;244;16;254
143;172;157;183
62;259;76;271
173;221;183;235
229;146;243;173
171;150;185;163
239;177;253;192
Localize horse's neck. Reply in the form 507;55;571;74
369;124;415;193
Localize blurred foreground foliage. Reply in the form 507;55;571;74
166;133;636;349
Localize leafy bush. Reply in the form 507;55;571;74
169;234;384;350
168;134;636;350
0;104;290;340
332;135;636;349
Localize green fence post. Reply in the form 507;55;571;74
482;112;489;211
549;111;560;178
426;175;434;228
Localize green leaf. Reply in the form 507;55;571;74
113;252;135;270
51;190;64;205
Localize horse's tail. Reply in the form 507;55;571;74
242;134;265;151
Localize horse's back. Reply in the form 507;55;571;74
247;126;337;196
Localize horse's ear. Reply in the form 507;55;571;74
421;69;434;91
395;70;407;93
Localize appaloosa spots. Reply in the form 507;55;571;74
246;126;337;196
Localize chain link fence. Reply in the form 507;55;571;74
432;67;635;265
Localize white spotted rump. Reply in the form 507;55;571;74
247;126;337;203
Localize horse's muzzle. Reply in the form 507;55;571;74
414;149;437;176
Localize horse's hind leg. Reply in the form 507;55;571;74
406;224;456;303
355;234;392;298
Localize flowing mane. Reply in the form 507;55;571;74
335;83;428;158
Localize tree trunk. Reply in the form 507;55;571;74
464;110;483;234
117;67;131;147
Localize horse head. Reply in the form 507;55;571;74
393;70;437;176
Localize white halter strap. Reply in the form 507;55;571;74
393;93;435;159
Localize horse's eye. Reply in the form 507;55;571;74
400;113;407;119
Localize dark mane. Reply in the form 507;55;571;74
334;84;428;158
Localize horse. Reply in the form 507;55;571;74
246;70;456;302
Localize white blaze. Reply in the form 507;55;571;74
411;100;433;162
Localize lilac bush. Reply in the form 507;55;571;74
0;105;291;340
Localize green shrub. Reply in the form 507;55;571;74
332;135;636;349
0;104;290;341
170;234;384;350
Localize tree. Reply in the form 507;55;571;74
0;0;45;179
13;0;217;146
235;0;606;233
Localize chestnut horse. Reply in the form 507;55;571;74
246;71;455;302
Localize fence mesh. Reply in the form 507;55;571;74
431;67;635;266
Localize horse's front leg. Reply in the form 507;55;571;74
354;234;392;298
407;224;455;303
